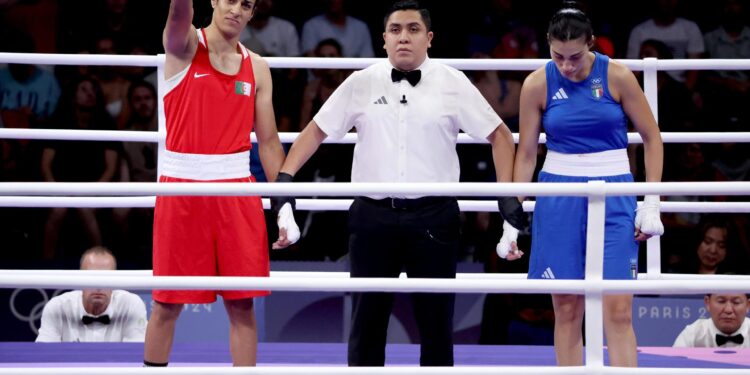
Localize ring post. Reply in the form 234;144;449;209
584;180;606;372
642;57;662;278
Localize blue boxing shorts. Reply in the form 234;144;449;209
528;150;638;280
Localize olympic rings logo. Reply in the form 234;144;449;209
9;288;64;335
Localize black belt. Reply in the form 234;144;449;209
360;196;453;210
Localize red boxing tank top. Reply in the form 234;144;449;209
163;29;256;154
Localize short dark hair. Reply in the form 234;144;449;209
383;0;432;32
640;39;673;59
315;38;343;57
127;80;157;103
547;1;593;43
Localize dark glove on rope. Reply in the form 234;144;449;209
497;197;527;229
271;172;296;213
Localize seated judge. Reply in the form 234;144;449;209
673;293;749;348
36;247;147;342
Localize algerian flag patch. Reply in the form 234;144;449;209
235;81;252;96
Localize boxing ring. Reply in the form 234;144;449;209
1;53;750;374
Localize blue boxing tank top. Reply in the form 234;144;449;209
542;52;628;154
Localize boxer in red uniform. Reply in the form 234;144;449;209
143;0;299;367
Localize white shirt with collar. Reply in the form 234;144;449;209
673;317;750;348
35;290;147;342
314;58;502;199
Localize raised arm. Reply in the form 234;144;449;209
163;0;198;77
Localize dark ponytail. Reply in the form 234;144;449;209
547;1;593;43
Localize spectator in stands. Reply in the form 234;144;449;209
629;39;697;183
0;29;61;181
119;81;157;184
626;0;704;90
113;81;157;261
36;246;147;342
713;143;750;183
671;217;748;275
471;65;521;132
702;0;750;132
673;293;749;348
299;39;346;128
240;0;300;58
40;76;119;260
91;35;132;127
0;30;61;123
637;39;697;133
123;44;159;92
660;143;718;248
300;0;374;57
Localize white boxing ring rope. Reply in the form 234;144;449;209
1;53;750;374
4;128;750;145
1;197;749;214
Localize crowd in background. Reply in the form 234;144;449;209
1;0;749;344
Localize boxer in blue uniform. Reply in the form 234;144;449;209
509;2;664;367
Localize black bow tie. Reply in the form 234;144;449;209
391;68;421;86
82;314;111;325
716;333;744;346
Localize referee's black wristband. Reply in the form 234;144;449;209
271;172;296;212
497;197;527;229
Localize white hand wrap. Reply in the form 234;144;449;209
635;195;664;236
277;203;300;244
496;221;519;259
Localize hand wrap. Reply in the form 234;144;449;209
635;195;664;236
496;221;519;259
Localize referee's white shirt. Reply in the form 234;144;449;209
36;290;147;342
673;317;750;348
313;58;502;199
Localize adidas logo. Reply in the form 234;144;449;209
551;88;568;100
373;96;388;105
541;267;556;279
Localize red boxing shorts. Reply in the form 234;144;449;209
152;175;270;304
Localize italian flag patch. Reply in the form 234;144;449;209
235;81;252;96
591;84;604;100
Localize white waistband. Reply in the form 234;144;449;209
161;150;251;181
542;149;630;177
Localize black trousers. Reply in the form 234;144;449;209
347;197;459;366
